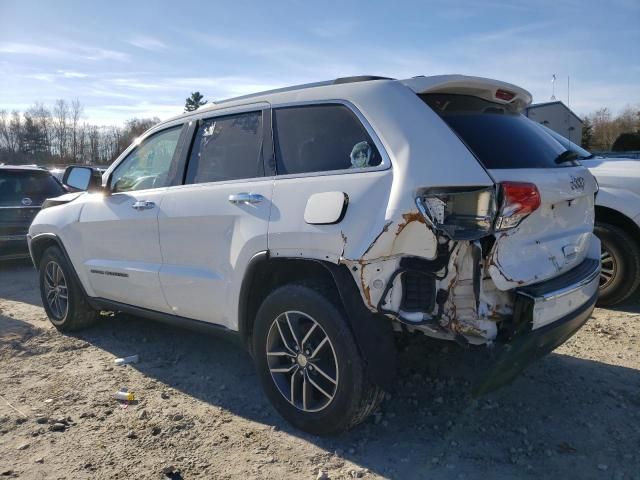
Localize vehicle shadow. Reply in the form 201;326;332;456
0;259;41;307
605;294;640;314
65;312;640;479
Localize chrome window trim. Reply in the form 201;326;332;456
191;102;271;122
271;99;392;180
105;99;392;189
0;205;41;209
164;175;274;192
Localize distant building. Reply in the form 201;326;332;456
525;101;584;146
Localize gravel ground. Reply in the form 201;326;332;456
1;259;639;480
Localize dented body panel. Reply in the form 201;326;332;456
486;166;598;290
265;78;599;347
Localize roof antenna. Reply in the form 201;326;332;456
551;74;557;100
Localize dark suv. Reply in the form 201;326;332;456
0;165;66;260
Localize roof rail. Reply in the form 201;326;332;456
333;75;395;85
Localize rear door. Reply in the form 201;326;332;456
77;124;186;311
268;102;393;262
157;106;272;326
422;93;598;289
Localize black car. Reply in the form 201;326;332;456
0;165;66;260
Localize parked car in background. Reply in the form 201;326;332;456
0;165;66;260
28;75;601;434
582;158;640;305
595;151;640;160
48;167;66;181
538;127;640;306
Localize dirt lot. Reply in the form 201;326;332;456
1;259;639;480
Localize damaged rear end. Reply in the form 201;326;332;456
345;76;600;390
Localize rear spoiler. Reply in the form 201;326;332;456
401;75;532;111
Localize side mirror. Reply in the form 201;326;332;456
62;166;103;192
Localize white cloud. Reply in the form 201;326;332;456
0;41;130;62
58;70;89;78
128;35;167;51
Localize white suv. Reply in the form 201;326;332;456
536;127;640;306
28;75;600;434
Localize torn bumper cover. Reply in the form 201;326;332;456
474;257;600;394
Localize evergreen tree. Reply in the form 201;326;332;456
20;113;48;160
612;132;640;152
184;92;208;112
581;118;593;150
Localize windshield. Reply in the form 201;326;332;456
0;170;65;207
421;93;580;169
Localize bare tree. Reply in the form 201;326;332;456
53;99;69;162
0;110;10;152
88;124;100;164
27;102;52;159
616;106;640;134
8;110;22;153
70;99;83;163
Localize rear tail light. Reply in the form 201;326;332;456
416;187;497;240
495;182;541;230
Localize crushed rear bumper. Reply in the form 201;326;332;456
475;257;599;394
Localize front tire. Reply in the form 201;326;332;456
39;246;98;331
253;284;384;435
595;222;640;306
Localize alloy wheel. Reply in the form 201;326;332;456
44;261;68;321
600;247;617;290
265;311;339;412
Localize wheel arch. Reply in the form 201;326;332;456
30;233;92;300
239;252;397;391
594;205;640;245
30;233;65;268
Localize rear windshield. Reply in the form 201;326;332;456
420;93;579;169
0;170;65;207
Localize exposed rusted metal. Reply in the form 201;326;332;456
362;220;393;257
395;211;426;235
344;209;512;345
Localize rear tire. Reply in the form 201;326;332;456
252;284;384;435
594;222;640;306
39;246;98;331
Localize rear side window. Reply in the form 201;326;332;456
186;111;263;184
421;94;577;169
273;104;381;175
0;170;64;206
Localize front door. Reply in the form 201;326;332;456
78;124;185;312
157;107;272;327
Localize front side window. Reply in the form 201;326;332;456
273;104;382;175
110;126;182;193
185;111;263;184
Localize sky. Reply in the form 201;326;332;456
1;0;638;126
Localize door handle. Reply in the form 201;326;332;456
228;193;263;205
132;200;156;210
